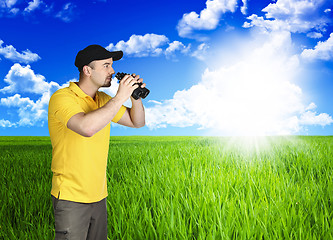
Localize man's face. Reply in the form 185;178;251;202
89;58;114;88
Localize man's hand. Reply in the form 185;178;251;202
114;73;147;103
131;74;146;88
130;74;146;101
113;74;139;103
115;73;146;128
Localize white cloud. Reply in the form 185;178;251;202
24;0;43;12
9;7;19;14
299;102;333;126
241;0;248;15
1;0;17;8
165;41;190;55
106;34;207;61
0;63;59;94
243;0;331;34
165;41;191;60
106;34;169;57
177;0;238;39
191;43;209;61
55;3;76;22
300;110;333;126
0;93;49;127
306;102;317;111
0;119;15;127
0;0;65;19
0;64;69;127
0;0;19;16
306;32;323;39
145;31;332;135
301;32;333;60
0;40;40;64
148;100;162;105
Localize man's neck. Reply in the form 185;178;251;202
76;79;98;99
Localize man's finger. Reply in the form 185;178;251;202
123;75;134;85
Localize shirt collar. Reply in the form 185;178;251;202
69;82;99;101
69;82;88;98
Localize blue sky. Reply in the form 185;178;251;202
0;0;333;136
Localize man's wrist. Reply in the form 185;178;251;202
130;97;143;104
110;95;124;107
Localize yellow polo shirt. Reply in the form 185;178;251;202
48;82;127;203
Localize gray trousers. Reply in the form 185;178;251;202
52;195;108;240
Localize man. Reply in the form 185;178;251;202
48;44;146;239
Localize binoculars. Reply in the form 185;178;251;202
115;72;150;100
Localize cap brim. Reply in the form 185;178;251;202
109;51;123;61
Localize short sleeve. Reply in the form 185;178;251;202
112;105;127;123
49;91;84;126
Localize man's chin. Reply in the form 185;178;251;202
102;82;111;88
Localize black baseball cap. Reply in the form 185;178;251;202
75;44;123;71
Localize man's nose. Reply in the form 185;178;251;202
109;67;115;75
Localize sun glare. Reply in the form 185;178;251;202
205;31;303;136
226;136;272;155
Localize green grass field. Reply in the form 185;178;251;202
0;136;332;239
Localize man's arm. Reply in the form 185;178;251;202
117;98;145;128
67;97;124;137
67;75;140;137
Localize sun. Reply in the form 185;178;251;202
204;31;304;136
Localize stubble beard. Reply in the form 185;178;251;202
102;76;112;87
102;81;111;87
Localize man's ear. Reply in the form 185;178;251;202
82;65;91;76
